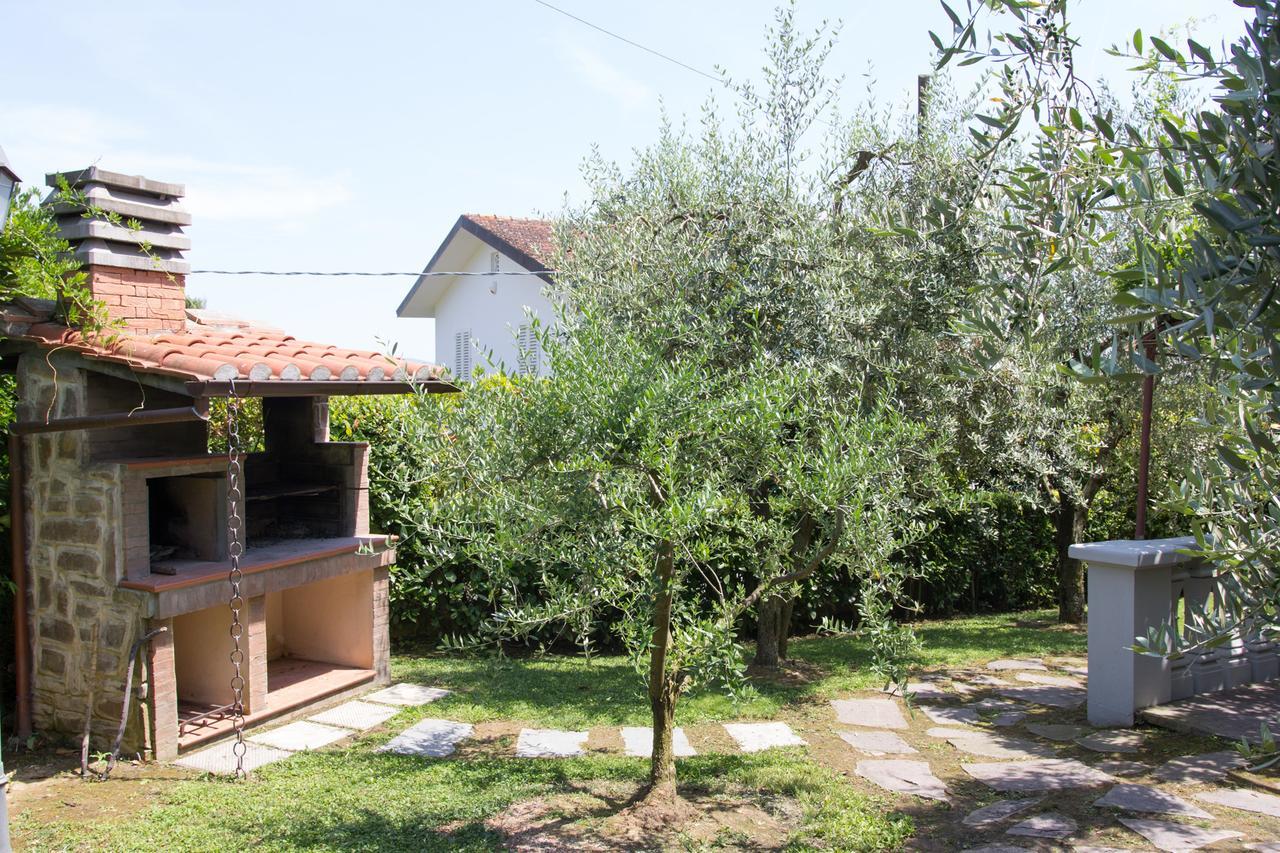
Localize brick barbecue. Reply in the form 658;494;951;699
1;168;453;760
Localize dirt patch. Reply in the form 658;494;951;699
8;756;199;828
455;720;525;759
745;658;826;686
484;784;796;851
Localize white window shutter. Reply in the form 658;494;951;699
517;324;539;376
454;330;473;379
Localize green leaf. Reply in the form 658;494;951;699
1133;29;1143;54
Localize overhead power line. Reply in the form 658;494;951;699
190;269;556;277
531;0;723;85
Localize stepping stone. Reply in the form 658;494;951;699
1118;817;1242;851
970;699;1028;726
1006;812;1076;839
884;681;950;701
1015;672;1084;688
1245;845;1280;852
963;759;1116;792
1195;787;1280;818
309;699;400;731
855;759;948;802
249;721;351;751
620;726;696;757
963;796;1043;828
175;740;293;775
963;846;1030;852
942;731;1055;760
970;697;1023;711
921;705;981;726
1152;751;1246;784
967;674;1012;687
723;722;806;752
515;728;588;758
1060;666;1089;677
1076;730;1144;754
364;683;450;706
839;729;917;755
998;685;1086;709
987;659;1048;672
831;698;907;730
927;726;978;738
1026;723;1089;741
1093;783;1212;819
1094;760;1150;777
382;718;473;757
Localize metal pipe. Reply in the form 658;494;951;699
10;404;208;436
9;432;30;740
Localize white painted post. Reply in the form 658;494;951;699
1071;537;1198;727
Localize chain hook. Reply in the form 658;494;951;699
225;378;248;778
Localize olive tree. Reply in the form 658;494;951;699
418;307;925;805
909;0;1213;622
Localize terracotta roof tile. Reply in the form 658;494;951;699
14;321;445;385
461;215;555;268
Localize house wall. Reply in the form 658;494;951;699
18;354;152;754
433;241;556;379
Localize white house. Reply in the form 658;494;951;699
397;214;556;380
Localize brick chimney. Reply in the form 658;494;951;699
43;167;191;334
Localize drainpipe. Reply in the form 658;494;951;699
9;433;30;742
8;403;208;746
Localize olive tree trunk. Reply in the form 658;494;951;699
752;515;816;667
645;539;679;803
1054;497;1089;624
753;595;784;668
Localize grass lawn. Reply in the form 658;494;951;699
11;610;1085;852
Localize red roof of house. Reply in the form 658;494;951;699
461;215;555;269
2;300;446;388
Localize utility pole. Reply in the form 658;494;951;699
917;74;932;137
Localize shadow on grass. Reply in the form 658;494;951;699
389;610;1087;730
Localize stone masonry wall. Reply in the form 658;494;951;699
19;354;151;754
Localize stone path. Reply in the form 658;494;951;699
168;656;1280;850
723;722;806;752
620;726;696;757
1005;812;1076;839
382;719;474;757
176;679;449;774
838;729;916;755
1119;817;1243;851
832;657;1277;848
855;759;948;801
962;797;1042;828
831;697;907;729
515;729;588;758
963;758;1116;792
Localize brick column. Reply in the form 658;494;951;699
372;567;390;684
88;266;187;334
247;595;269;713
148;618;178;760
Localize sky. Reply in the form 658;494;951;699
1;0;1244;363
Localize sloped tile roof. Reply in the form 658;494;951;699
4;303;444;385
461;215;555;268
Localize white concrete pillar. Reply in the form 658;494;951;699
1071;537;1198;726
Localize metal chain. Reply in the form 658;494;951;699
225;381;248;778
